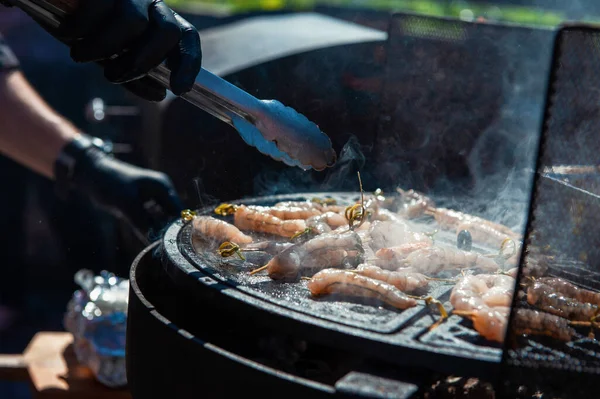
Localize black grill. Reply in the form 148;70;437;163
126;10;600;399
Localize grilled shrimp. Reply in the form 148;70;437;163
458;306;511;343
234;205;307;238
431;208;520;239
512;308;575;342
402;247;499;275
307;269;418;310
355;229;376;261
306;212;348;234
306;216;332;235
457;222;523;270
369;220;432;251
450;275;489;312
457;307;576;343
396;188;435;219
375;242;432;261
538;277;600;307
457;220;521;252
478;275;516;308
354;264;429;293
527;281;600;321
374;242;431;271
267;206;321;220
429;208;467;230
192;216;253;244
375;208;406;224
450;274;514;342
450;274;515;311
261;230;364;280
452;274;576;343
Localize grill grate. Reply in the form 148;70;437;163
179;192;459;334
165;192;506;380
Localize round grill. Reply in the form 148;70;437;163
158;192;504;380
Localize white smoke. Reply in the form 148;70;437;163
252;135;370;196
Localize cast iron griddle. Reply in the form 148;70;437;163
160;192;511;379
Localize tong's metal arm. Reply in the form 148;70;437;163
149;65;256;127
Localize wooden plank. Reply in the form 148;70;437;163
23;332;131;399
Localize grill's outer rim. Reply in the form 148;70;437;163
127;241;340;399
160;192;505;380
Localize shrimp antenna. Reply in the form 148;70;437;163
249;265;268;275
358;171;364;205
356;171;366;229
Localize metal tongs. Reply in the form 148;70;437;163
11;0;337;171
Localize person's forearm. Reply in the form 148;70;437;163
0;70;79;179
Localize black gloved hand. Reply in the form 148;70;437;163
55;135;184;237
30;0;201;102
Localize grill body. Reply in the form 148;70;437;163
127;242;421;399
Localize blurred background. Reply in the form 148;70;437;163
1;0;600;397
169;0;600;25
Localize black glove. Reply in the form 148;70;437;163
29;0;201;102
55;135;184;236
